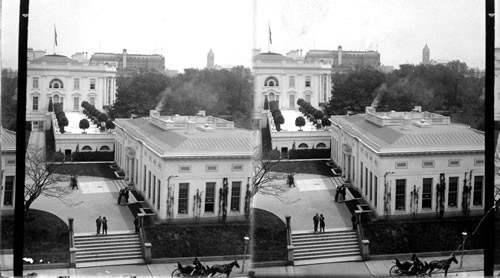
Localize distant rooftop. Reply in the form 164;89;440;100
31;54;78;64
1;128;16;151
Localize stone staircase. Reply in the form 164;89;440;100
291;228;362;266
74;232;144;268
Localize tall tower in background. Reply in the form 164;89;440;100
207;49;214;69
422;44;430;65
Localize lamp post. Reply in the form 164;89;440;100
242;236;250;273
460;231;467;268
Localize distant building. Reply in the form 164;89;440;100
27;52;118;131
330;106;484;218
1;128;16;212
90;49;165;72
422;44;430;65
252;50;332;128
113;110;254;222
380;65;395;73
207;49;215;69
165;69;179;77
305;46;381;69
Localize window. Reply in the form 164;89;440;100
73;97;79;110
264;77;279;87
395;179;406;210
473;176;483;206
100;145;110;151
33;77;39;89
369;172;373;201
49;79;63;89
298;143;308;149
289;94;295;108
205;182;216;213
152;176;156;204
74;78;80;90
374;176;378;207
360;162;363;191
422;178;433;209
179;165;191;173
90;79;96;90
3;176;14;206
422;160;434;168
206;165;218;172
232;164;243;172
305;94;311;103
81;145;92;151
157;180;161;210
395;161;408;169
448;177;458;207
316;143;327;148
305;76;311;87
365;168;368;196
474;159;484;166
178;183;189;214
230;181;241;211
5;159;15;166
289;76;295;87
143;166;147;192
89;97;95;106
148;171;152;199
448;159;460;167
32;96;39;111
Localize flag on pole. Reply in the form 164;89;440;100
268;22;272;45
54;25;58;46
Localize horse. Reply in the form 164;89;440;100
428;254;458;277
210;260;240;277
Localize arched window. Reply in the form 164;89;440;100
264;76;279;87
316;143;327;149
82;145;92;151
49;79;64;89
298;143;309;149
100;145;110;151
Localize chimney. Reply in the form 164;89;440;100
338;45;342;65
122;49;127;69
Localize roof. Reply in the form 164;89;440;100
114;118;254;157
1;128;16;151
32;54;78;64
253;52;293;62
332;114;484;154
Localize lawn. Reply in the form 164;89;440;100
1;209;69;264
363;217;485;255
252;208;287;262
145;221;251;258
53;163;117;179
269;160;333;176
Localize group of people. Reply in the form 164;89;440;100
335;184;348;202
312;213;326;232
117;188;130;205
95;216;109;235
69;175;79;190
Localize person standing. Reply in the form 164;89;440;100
124;188;130;203
313;213;319;233
102;217;108;235
117;189;123;205
319;214;325;232
335;184;341;202
134;216;140;233
341;185;347;202
96;216;102;236
290;173;295;187
351;214;357;230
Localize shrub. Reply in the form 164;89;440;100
79;119;90;133
295;116;306;130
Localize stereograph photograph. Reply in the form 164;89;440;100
0;0;496;277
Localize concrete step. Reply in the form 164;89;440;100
294;244;359;253
293;255;362;266
76;258;145;268
293;240;358;248
292;230;356;237
75;234;139;240
76;247;142;256
76;252;143;262
294;250;361;260
75;239;140;246
294;246;360;256
292;235;357;244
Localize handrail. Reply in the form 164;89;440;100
354;211;365;259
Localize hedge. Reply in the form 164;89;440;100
71;151;114;162
288;148;331;159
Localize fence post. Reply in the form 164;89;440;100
68;217;76;267
285;215;294;265
144;243;152;264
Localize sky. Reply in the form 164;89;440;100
255;0;487;69
1;0;491;71
2;0;253;71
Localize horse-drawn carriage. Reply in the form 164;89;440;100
389;253;458;277
171;258;240;278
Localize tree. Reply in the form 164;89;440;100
105;119;115;131
79;119;90;133
295;116;306;131
24;147;75;215
274;114;284;131
58;116;69;134
321;117;331;128
250;149;288;204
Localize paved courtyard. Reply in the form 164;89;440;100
279;110;324;132
254;173;352;232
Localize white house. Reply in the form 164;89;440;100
330;106;485;218
1;128;16;212
27;51;117;131
114;111;255;222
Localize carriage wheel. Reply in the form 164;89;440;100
171;269;183;278
389;265;402;277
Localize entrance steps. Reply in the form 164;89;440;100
291;228;362;266
74;232;144;268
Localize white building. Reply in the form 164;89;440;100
114;111;254;222
27;51;117;131
252;50;332;127
1;128;16;212
330;106;484;218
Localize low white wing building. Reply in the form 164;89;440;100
114;111;255;222
330;106;485;218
